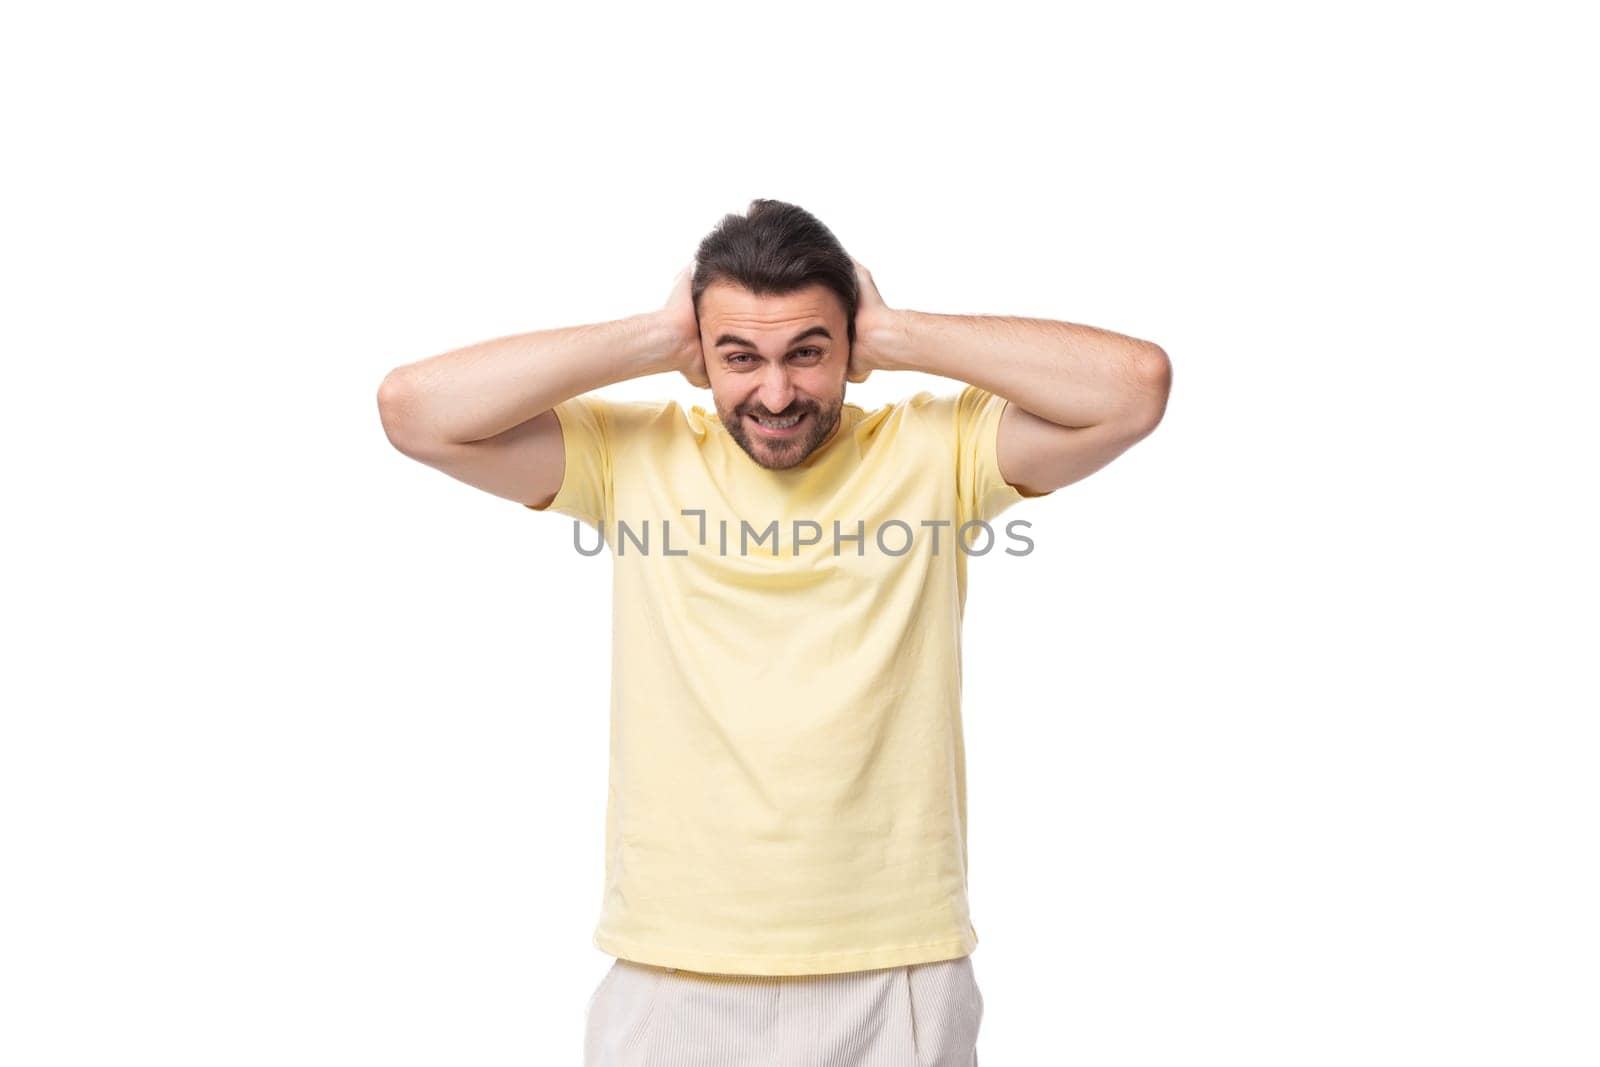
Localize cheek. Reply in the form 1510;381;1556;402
800;364;844;395
713;385;752;414
798;361;837;385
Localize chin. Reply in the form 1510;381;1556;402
757;451;808;471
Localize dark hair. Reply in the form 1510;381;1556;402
692;199;859;345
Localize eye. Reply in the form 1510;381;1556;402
791;347;823;360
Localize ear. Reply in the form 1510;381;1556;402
846;345;872;384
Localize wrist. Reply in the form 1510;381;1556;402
630;311;698;376
859;308;913;373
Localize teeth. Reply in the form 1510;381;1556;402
753;413;801;428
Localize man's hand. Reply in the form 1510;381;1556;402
660;263;709;389
848;257;896;383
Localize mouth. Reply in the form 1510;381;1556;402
745;410;808;439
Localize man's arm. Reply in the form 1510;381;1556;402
376;267;705;507
850;262;1171;496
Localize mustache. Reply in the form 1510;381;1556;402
742;403;814;418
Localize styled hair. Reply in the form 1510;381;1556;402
692;199;859;345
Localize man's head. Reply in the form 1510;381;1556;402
691;200;859;470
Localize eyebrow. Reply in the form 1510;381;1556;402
715;325;833;350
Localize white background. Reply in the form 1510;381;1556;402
4;2;1595;1064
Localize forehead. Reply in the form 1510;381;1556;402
699;280;843;340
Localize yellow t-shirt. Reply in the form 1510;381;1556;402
526;384;1051;975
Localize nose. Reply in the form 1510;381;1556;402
755;364;797;415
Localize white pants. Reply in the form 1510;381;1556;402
585;954;984;1066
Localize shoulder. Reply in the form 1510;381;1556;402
863;386;1002;440
567;393;687;441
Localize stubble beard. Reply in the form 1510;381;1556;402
723;393;844;471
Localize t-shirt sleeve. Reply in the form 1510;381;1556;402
951;384;1055;525
523;394;612;528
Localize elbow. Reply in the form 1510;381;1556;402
376;367;431;456
1127;343;1172;437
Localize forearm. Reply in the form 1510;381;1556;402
865;309;1166;429
379;311;681;445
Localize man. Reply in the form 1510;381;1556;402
376;199;1170;1065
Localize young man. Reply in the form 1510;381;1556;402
376;199;1170;1065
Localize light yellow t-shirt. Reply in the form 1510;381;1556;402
526;384;1051;976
